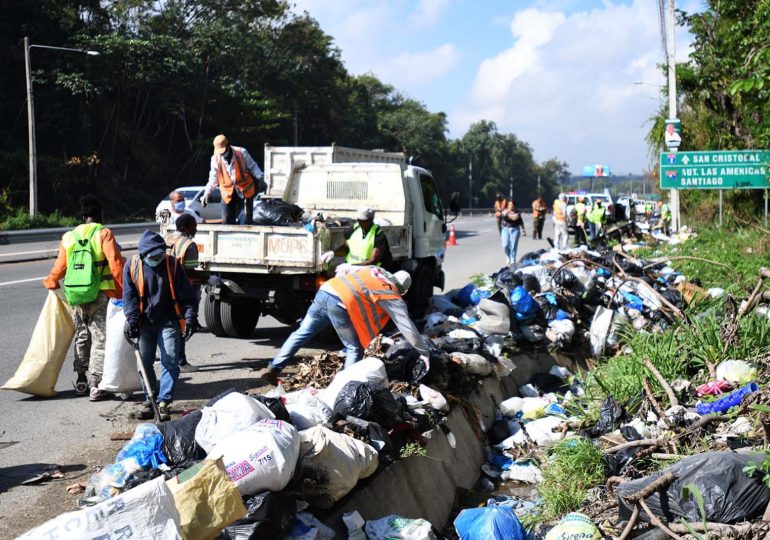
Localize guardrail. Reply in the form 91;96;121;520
0;221;158;246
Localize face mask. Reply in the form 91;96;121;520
145;256;164;267
174;201;185;212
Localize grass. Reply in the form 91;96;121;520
0;207;79;231
537;437;606;522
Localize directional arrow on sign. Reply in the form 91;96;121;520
682;155;690;164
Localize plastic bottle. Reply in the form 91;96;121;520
342;511;366;540
696;382;759;415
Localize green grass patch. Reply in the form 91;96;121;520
538;437;606;522
0;207;79;231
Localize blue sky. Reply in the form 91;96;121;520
291;0;703;175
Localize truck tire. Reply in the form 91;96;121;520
204;294;227;337
407;262;435;318
221;301;260;339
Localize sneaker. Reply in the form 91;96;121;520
74;374;88;396
179;360;199;373
158;402;171;422
89;387;108;402
259;367;282;387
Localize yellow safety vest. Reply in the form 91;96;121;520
346;224;381;265
62;223;114;291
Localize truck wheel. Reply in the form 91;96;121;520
407;262;435;318
221;301;260;339
204;294;227;337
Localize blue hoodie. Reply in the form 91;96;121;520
123;230;196;327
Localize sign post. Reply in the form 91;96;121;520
659;150;770;189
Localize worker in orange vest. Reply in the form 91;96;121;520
201;134;265;225
260;267;430;386
531;195;548;239
494;193;507;234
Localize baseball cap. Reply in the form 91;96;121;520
356;207;374;220
213;134;229;155
393;270;412;294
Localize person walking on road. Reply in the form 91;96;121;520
552;193;568;250
501;200;526;264
494;193;507;234
171;214;204;372
123;231;197;421
532;195;547;240
574;196;588;246
260;267;430;386
43;195;125;400
201;134;264;225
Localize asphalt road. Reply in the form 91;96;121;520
0;213;549;533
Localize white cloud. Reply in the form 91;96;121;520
409;0;452;26
377;44;460;87
453;0;689;173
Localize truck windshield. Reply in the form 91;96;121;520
420;174;443;220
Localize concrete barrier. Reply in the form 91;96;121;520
323;351;558;537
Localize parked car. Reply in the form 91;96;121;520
155;185;221;222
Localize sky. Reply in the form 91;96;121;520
289;0;703;175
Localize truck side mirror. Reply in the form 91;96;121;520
449;192;461;214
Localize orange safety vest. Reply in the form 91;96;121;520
326;268;402;348
553;200;566;222
129;255;186;332
494;199;507;217
533;199;546;218
216;148;256;204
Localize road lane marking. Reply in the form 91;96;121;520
0;249;57;257
0;276;46;287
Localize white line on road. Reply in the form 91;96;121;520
0;249;56;257
0;276;46;287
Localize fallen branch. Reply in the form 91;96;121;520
618;504;640;540
738;267;770;318
642;256;733;273
643;357;679;408
587;498;619;518
605;438;668;455
638;499;684;540
623;472;678;504
667;521;756;536
675;414;729;441
643;377;668;425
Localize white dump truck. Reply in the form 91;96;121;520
175;145;458;338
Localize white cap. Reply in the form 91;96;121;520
559;193;566;201
393;270;412;294
356;207;374;220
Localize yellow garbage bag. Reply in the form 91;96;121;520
167;458;246;540
2;290;74;397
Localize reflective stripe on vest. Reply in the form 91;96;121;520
575;203;587;225
345;224;381;265
62;223;114;290
326;268;401;347
129;255;186;332
553;200;566;222
172;236;197;270
216;148;256;204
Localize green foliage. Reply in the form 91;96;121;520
539;437;606;521
743;453;770;489
399;442;427;459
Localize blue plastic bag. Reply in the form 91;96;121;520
455;283;475;307
510;286;539;322
454;505;526;540
115;423;167;470
470;288;492;306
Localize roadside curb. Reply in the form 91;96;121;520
0;241;140;265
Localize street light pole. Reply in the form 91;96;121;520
23;38;99;217
666;0;681;232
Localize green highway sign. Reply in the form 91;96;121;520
659;150;770;189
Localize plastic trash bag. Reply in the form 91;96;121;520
195;392;275;453
453;505;526;540
284;389;333;430
332;381;405;427
339;415;393;454
2;291;74;397
99;299;142;394
450;353;492;376
590;396;625;437
617;451;770;524
318;357;389;409
384;341;430;384
158;410;206;467
285;512;336;540
510;286;539;322
252;199;304;226
544;513;601;540
117;423;168;470
220;490;296;540
291;426;378;508
454;284;476;307
254;395;293;424
18;476;181;540
432;335;482;354
365;515;438;540
716;360;758;386
476;299;511;335
207;419;300;496
167;458;246;540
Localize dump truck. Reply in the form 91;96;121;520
164;145;459;338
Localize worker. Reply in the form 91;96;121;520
658;201;672;236
320;207;392;268
123;230;197;421
574;196;588;246
494;193;507;234
645;201;653;219
161;190;203;226
552;193;568;250
171;213;205;372
201;134;264;225
532;195;547;240
501;200;526;265
260;267;430;386
43;195;125;401
587;200;606;242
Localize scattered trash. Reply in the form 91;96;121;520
454;505;527;540
365;514;437;540
544;512;601;540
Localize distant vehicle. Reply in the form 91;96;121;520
615;196;634;221
155;185;221;222
564;191;616;228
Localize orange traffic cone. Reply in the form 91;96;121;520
447;224;457;246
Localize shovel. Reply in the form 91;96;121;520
124;335;162;423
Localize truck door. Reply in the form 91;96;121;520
413;172;445;258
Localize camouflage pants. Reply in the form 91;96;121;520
69;291;109;382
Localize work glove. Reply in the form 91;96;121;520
183;322;195;341
124;322;139;341
200;193;209;207
320;250;335;264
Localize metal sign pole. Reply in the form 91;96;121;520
666;0;680;233
765;190;768;227
718;190;723;227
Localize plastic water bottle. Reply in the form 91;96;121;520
696;382;759;415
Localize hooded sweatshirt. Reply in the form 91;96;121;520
123;230;196;327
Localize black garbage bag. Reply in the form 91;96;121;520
660;289;684;309
590;396;625;437
528;373;569;395
254;396;292;424
617;452;770;524
521;274;541;294
158;410;206;467
332;381;405;428
252;199;304;226
518;249;546;265
384;341;429;384
432;335;483;354
221;491;297;540
604;426;643;476
495;269;523;290
338;415;394;455
553;268;584;294
487;419;511;445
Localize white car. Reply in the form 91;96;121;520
155;185;221;222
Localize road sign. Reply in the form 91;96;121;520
660;150;770;189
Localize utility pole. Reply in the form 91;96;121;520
24;37;37;217
666;0;681;232
468;157;473;215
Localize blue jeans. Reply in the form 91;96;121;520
271;290;362;370
221;196;253;225
501;226;521;262
138;320;181;403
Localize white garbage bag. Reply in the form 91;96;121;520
17;476;181;540
99;299;141;394
365;515;438;540
207;419;300;496
284;389;333;430
195;392;274;453
317;358;388;409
